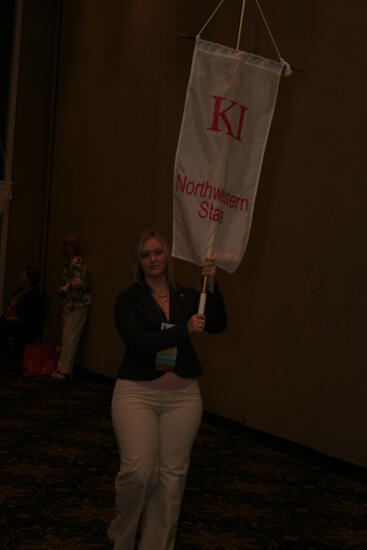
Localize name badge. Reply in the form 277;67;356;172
155;322;177;370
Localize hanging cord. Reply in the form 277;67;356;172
197;0;226;37
179;0;300;76
236;0;247;49
254;0;292;76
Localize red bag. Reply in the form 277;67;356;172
23;343;58;376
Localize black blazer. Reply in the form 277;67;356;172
115;281;227;380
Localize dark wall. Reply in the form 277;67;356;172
0;1;15;178
7;0;367;467
4;0;60;301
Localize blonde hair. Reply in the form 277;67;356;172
131;229;174;286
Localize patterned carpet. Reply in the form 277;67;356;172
1;360;366;549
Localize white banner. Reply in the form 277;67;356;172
172;38;284;273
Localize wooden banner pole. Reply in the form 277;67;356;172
198;274;208;314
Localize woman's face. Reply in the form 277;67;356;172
63;241;76;258
139;237;167;280
18;269;31;287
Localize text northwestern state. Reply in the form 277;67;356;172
175;173;249;224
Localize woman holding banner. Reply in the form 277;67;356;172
108;229;227;550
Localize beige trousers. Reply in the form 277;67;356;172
107;378;203;550
58;306;88;375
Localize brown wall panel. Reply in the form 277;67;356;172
4;1;60;303
42;0;367;466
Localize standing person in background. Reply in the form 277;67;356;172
0;266;43;359
51;235;91;380
108;229;227;550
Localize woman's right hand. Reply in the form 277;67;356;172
187;313;206;334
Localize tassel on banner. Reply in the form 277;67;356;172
281;58;293;77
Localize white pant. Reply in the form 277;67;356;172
58;307;88;375
107;379;203;550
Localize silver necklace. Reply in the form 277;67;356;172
152;290;169;302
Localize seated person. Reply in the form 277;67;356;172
0;266;43;359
